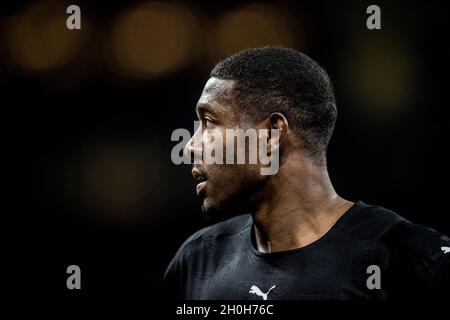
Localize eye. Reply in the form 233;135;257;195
204;116;216;127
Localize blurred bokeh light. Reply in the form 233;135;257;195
343;35;415;116
206;4;299;62
76;142;160;226
109;2;200;79
4;0;88;73
3;0;448;299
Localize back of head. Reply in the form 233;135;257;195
211;47;337;163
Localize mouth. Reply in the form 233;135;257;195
192;167;208;195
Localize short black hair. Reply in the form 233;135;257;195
210;47;337;161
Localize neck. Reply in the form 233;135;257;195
252;155;353;253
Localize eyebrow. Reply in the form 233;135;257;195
196;103;220;117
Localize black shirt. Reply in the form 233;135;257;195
162;201;450;300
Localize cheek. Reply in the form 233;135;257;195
202;128;229;161
209;165;259;192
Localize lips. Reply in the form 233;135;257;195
196;181;207;195
192;167;207;195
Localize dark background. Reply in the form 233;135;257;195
2;0;449;300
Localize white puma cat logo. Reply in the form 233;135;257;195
442;246;450;254
249;285;276;300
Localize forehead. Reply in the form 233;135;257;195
196;78;237;115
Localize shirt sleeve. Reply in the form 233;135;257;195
161;244;185;300
160;230;202;300
382;221;450;298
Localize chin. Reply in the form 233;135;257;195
201;197;247;222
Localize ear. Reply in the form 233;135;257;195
264;112;288;154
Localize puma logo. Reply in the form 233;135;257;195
249;285;276;300
442;246;450;254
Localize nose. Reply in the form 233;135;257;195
184;125;202;160
183;135;194;158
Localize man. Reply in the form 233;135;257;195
162;47;449;300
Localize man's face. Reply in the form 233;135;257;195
185;77;267;219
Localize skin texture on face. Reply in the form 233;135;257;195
185;77;269;220
185;77;352;253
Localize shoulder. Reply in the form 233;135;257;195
382;220;450;295
336;201;409;241
382;220;450;251
350;201;450;289
339;201;450;293
382;220;450;274
171;214;252;260
340;201;450;258
183;214;252;245
163;214;251;285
